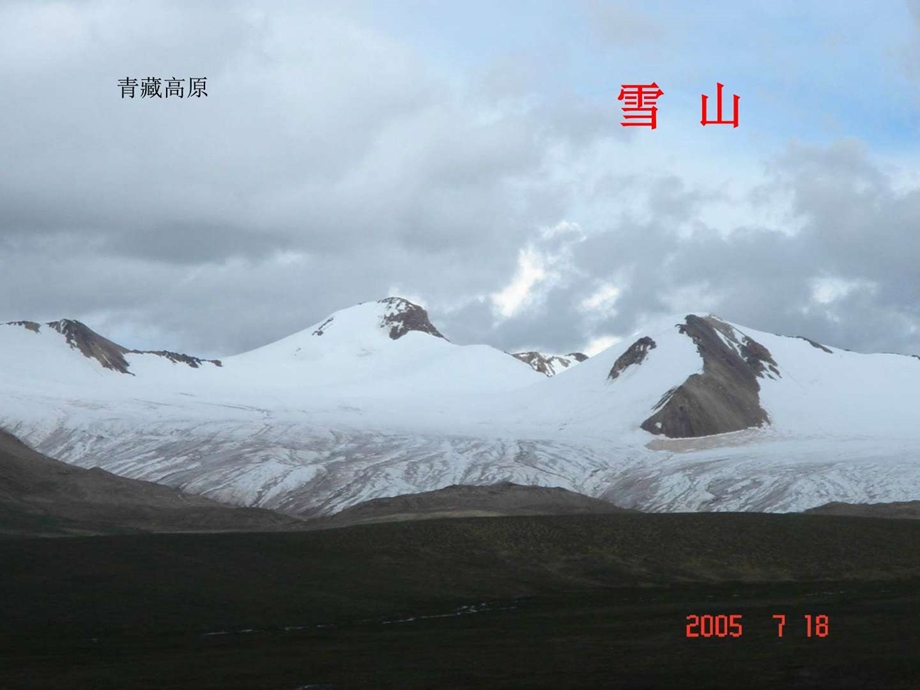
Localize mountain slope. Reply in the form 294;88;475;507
1;319;221;383
0;429;303;536
1;300;919;517
219;297;540;396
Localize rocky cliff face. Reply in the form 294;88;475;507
640;315;779;438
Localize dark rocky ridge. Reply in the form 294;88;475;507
5;319;222;375
47;319;133;373
7;320;40;333
311;317;334;336
608;336;656;380
640;315;779;438
139;350;223;368
308;482;630;529
512;351;546;372
805;501;920;520
378;297;447;341
0;429;303;536
512;351;587;376
795;335;834;354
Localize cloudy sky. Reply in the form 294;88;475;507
2;0;920;358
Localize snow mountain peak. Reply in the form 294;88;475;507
0;318;221;377
224;297;538;395
377;297;447;341
307;297;447;342
2;318;133;374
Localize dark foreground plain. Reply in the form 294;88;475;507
1;514;919;689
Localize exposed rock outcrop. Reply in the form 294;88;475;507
640;315;779;439
47;319;133;373
608;337;656;380
6;319;221;375
512;351;588;376
311;317;334;336
7;320;40;333
139;350;223;368
378;297;447;341
795;336;833;354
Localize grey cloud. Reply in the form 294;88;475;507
459;137;920;358
0;1;612;350
908;0;920;24
2;1;919;363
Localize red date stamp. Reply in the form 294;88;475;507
686;614;830;638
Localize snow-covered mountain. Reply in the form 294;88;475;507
511;350;588;376
2;297;920;516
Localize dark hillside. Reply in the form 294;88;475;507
0;430;303;536
309;481;630;527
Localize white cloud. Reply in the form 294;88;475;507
387;286;428;308
809;277;876;305
540;220;585;240
584;334;622;357
580;282;621;312
491;247;548;318
659;282;724;314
